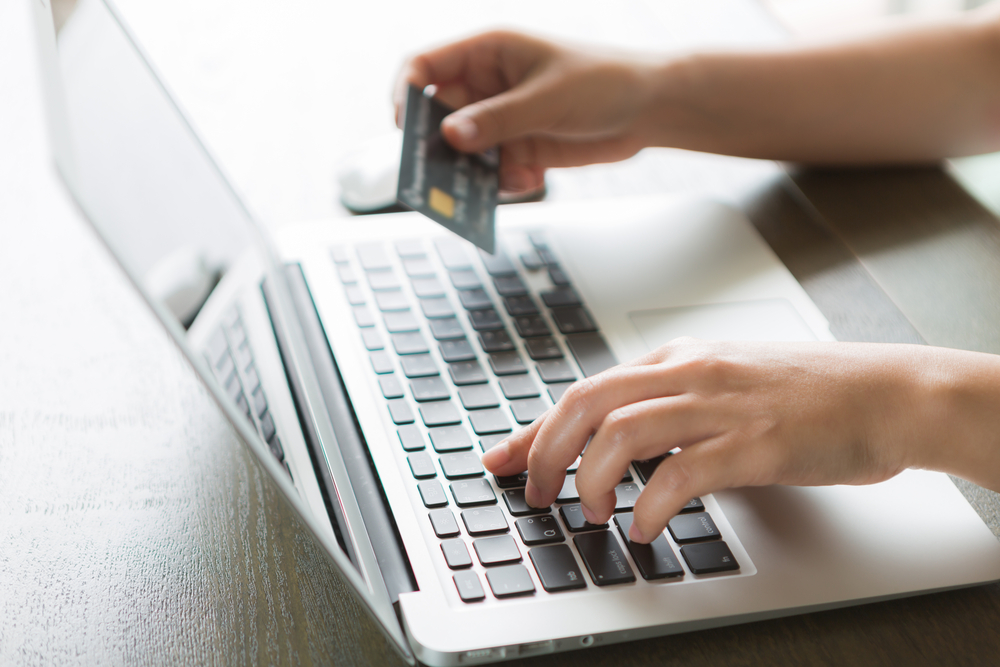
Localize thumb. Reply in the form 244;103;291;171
441;82;560;153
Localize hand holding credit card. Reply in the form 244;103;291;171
397;85;499;254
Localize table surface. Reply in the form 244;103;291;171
3;1;1000;665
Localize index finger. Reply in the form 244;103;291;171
392;37;483;126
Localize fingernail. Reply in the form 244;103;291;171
628;523;646;543
502;169;531;193
481;440;511;471
445;113;478;144
581;504;600;525
525;480;543;508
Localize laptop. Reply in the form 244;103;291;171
31;0;1000;664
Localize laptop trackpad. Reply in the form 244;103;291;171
630;298;817;352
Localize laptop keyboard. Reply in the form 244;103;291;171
204;309;292;480
336;234;741;602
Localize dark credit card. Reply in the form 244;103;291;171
397;84;498;254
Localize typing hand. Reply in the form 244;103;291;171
394;30;659;193
482;338;1000;543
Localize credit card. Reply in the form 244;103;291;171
397;84;498;254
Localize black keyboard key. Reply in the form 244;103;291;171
440;451;485;479
435;238;472;270
387;399;415;425
367;271;401;292
668;512;722;543
419;401;463;427
524;336;563;360
343;284;366;305
439;338;477;363
480;435;508;453
614;483;642;512
495;472;529;489
547;382;575;404
453;571;486;602
540;287;581;308
449;269;482;291
551;307;597;335
392;332;429;355
488;351;527;376
478;249;517;276
267;434;285;461
353;305;376;328
474;535;522;566
510;398;548;425
360;328;384;351
375;291;409;312
559;504;607;532
397;424;425;451
370;352;394;374
573;531;636;586
565;333;618;378
420;297;454;319
517;515;564;545
633;455;667;484
614;514;684;580
503;295;539;316
337;265;357;285
556;476;579;504
682;498;705;513
448;361;488;385
469;308;504;331
681;541;739;574
520;250;545;271
514;315;551;338
499;376;540;400
478;329;515;353
407;452;437;479
409;376;450;402
458;385;500;410
331;245;351;264
441;538;472;568
356;243;392;271
429;425;473;452
450;478;497;507
469;409;512;435
378;375;404;399
548;265;570;286
537;247;558;266
458;288;493;311
251;387;267;418
461;506;508;535
485;564;535;598
383;311;420;333
418;480;448;508
430;511;460;539
529;544;586;592
503;489;550;517
536;359;577;384
493;274;528;297
401;354;439;378
429;317;466;341
411;277;445;298
402;257;436;278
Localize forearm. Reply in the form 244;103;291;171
643;6;1000;163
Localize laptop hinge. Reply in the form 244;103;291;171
270;264;418;603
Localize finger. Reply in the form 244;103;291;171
502;135;643;170
481;411;550;476
628;435;776;544
499;163;545;193
522;364;703;507
575;395;721;523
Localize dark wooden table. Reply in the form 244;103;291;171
4;0;1000;664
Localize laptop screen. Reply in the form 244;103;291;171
42;0;260;328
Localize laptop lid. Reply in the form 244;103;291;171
29;0;414;661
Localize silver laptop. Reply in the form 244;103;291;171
32;0;1000;664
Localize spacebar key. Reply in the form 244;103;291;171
573;530;635;586
565;333;618;378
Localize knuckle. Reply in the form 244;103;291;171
559;377;599;415
601;406;641;450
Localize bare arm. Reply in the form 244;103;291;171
646;4;1000;163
